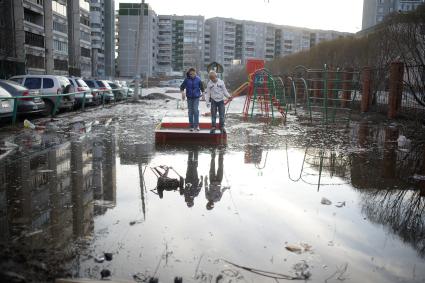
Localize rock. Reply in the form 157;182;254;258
104;252;113;261
174;277;183;283
321;197;332;205
100;269;111;279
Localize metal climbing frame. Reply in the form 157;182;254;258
305;66;360;125
243;68;289;121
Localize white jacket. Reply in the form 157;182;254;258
205;79;231;102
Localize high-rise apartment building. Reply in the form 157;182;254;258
90;0;115;78
206;17;350;69
156;15;204;74
117;2;157;78
362;0;425;30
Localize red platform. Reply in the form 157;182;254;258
155;116;227;145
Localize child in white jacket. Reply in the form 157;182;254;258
204;70;232;134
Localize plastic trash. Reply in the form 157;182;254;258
24;119;36;130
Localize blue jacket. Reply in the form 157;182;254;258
180;75;204;99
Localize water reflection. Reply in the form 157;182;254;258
184;148;203;207
0;122;117;262
205;148;228;210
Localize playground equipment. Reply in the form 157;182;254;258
242;68;290;122
304;66;360;125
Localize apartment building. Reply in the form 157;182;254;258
117;2;157;78
156;15;204;74
362;0;425;30
90;0;115;78
206;17;350;69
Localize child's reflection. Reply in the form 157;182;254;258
205;149;228;210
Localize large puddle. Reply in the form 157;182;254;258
0;101;424;282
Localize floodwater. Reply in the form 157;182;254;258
0;98;424;283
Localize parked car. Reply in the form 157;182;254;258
83;79;115;103
0;86;14;120
0;80;45;115
9;75;74;114
108;81;127;101
159;79;184;88
67;77;94;107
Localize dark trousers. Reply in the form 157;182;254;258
211;100;225;128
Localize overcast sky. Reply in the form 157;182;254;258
115;0;364;33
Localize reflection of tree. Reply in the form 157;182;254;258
360;189;425;257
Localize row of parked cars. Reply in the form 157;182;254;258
0;75;134;120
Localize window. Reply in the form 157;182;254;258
85;80;95;88
25;32;44;48
24;78;42;89
10;78;23;84
54;59;68;71
53;21;67;33
25;54;44;68
81;47;91;58
96;80;105;87
76;79;88;87
43;78;54;89
80;15;90;26
53;40;68;53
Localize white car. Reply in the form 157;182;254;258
67;77;94;106
9;75;74;113
0;86;14;119
159;79;184;88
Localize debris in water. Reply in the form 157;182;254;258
219;258;306;280
104;252;113;261
285;243;312;254
100;269;111;279
293;261;311;280
94;256;105;263
335;201;346;208
321;197;332;205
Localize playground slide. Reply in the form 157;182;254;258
224;82;249;105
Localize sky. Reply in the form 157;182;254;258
115;0;364;33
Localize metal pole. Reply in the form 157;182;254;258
133;0;144;102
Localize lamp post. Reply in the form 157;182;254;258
127;29;136;77
133;0;145;101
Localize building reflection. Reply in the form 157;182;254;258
0;122;117;256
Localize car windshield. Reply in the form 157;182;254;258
0;80;26;91
96;81;105;87
76;79;88;88
85;80;95;88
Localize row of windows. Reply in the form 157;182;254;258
53;39;68;53
81;47;91;58
81;31;91;42
25;54;45;69
80;15;90;27
25;31;44;48
53;21;67;33
54;59;68;71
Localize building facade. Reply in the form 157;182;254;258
362;0;425;30
206;17;350;69
117;2;157;78
156;15;204;74
90;0;115;79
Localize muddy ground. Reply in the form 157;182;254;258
0;92;424;283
